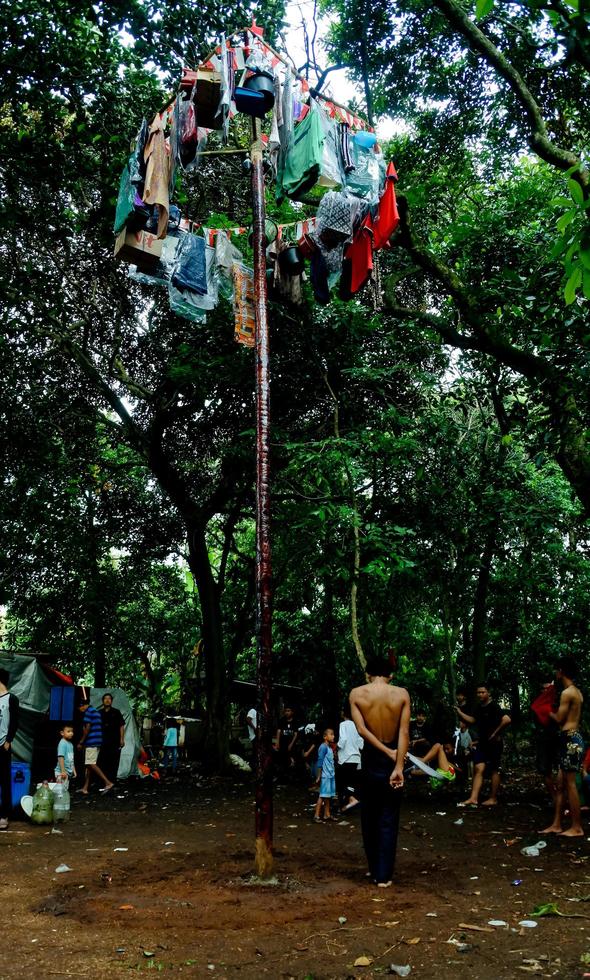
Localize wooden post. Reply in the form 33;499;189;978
250;116;274;878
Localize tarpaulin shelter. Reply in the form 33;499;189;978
0;652;142;780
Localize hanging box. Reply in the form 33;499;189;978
114;228;163;267
180;67;222;130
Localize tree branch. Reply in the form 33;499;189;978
433;0;589;193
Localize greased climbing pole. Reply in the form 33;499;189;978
250;116;274;877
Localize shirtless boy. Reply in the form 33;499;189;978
349;656;410;887
542;655;584;837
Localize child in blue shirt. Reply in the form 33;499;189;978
314;728;337;822
55;724;76;786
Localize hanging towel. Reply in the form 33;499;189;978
277;98;323;201
373;161;400;250
143;113;170;239
341;212;374;298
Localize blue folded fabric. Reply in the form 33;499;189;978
171;234;207;295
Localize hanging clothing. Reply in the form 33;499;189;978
129;118;148;191
171;234;207;294
268;72;283;176
373;162;400;250
113;154;136;234
143;113;170;239
341;212;374;299
317;106;344;189
310;248;330;304
216;34;232;144
232;262;256;346
337;123;354;174
277;99;324;201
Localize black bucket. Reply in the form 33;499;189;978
243;70;275;113
278;244;304;276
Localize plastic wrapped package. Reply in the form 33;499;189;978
168;284;207;322
317;106;345;189
345;142;386;203
214;230;243;300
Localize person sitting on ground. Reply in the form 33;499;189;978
409;740;459;785
55;724;76;787
541;655;585;837
77;698;114;795
314;728;338;823
456;682;511;807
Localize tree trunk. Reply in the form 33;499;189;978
187;524;229;771
472;526;497;684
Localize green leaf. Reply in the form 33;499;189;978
556;210;575;233
476;0;494;17
568;179;584;205
580;248;590;271
583;270;590;300
564;266;582;304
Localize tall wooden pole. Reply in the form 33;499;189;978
250;116;274;877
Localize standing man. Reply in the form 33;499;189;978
349;656;410;888
542;656;584;837
457;682;511;807
0;668;20;831
98;693;125;784
77;697;113;795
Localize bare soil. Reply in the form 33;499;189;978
1;769;589;979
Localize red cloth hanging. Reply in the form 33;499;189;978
373;161;399;250
345;212;374;294
531;683;558;727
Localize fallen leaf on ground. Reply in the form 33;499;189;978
119;904;135;910
354;955;373;966
405;937;421;944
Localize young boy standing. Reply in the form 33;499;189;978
55;725;77;785
314;728;337;823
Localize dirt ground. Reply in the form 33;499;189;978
1;768;590;980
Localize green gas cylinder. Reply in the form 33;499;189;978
31;781;54;825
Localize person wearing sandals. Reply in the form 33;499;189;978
313;728;338;823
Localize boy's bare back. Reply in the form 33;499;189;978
350;682;409;744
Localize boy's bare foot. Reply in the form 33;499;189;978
481;798;498;807
458;799;478;807
540;824;562;833
99;783;114;794
559;827;584;837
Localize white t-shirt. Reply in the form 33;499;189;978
0;693;10;746
246;708;257;741
338;719;363;766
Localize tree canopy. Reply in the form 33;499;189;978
1;0;589;765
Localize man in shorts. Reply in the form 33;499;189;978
541;655;584;837
77;697;113;795
456;682;511;806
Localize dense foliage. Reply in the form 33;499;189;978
1;0;589;764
